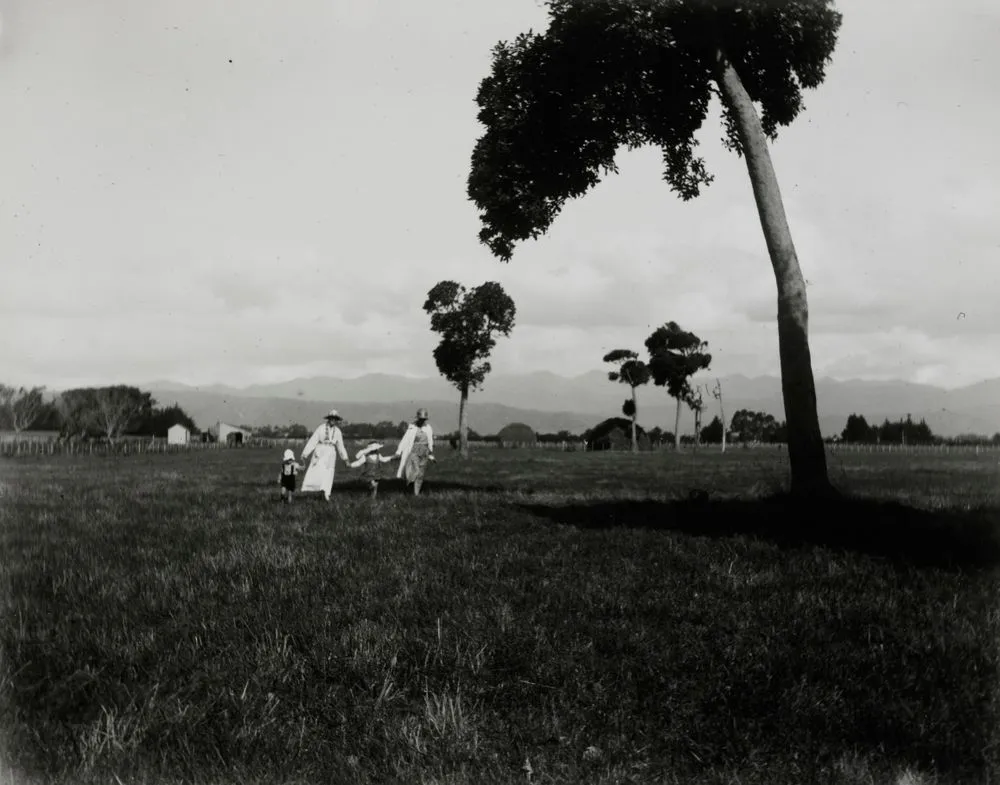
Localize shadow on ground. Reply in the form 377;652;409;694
328;479;509;497
521;494;1000;570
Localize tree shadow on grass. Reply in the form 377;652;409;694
521;493;1000;571
330;479;508;497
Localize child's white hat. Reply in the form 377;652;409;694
283;449;295;461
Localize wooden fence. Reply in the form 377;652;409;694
2;435;997;459
0;436;308;458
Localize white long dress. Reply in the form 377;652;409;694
300;423;348;499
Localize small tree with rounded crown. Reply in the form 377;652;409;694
424;281;516;458
603;349;650;453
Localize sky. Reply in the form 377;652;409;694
1;0;998;391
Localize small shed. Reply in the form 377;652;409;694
497;422;537;448
217;422;251;446
167;424;191;445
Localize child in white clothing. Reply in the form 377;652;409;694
278;448;304;504
349;441;396;498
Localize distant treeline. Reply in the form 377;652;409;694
5;383;1000;447
0;384;198;441
837;413;1000;446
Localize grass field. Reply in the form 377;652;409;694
1;446;999;784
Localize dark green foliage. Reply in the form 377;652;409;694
0;385;46;432
536;430;578;444
840;414;938;446
841;413;875;443
584;416;652;450
424;281;517;394
57;386;155;440
468;0;842;260
340;421;408;441
646;425;675;445
701;414;725;443
29;400;63;431
132;403;200;437
603;350;651;390
729;408;786;443
497;422;537;445
645;322;712;401
1;448;997;784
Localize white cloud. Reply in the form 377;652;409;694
1;0;998;390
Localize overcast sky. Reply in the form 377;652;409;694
1;0;998;390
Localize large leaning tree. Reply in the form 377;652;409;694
603;349;650;453
468;0;841;496
424;280;516;459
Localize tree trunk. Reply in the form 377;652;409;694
673;397;681;451
719;401;727;455
458;384;470;459
714;50;834;497
630;386;638;453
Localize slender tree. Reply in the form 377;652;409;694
92;386;154;442
468;0;841;496
645;322;711;451
687;384;705;448
57;388;98;439
424;281;516;458
0;385;15;431
9;387;46;432
57;386;153;441
712;378;727;453
603;349;650;453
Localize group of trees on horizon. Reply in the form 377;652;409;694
836;414;1000;447
0;383;199;441
604;322;714;453
7;380;1000;449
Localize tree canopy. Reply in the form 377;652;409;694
468;0;842;260
0;385;46;432
424;281;517;393
603;349;652;389
645;322;712;400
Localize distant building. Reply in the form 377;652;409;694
167;424;191;445
216;422;251;446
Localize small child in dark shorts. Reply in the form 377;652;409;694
279;449;304;503
349;441;396;498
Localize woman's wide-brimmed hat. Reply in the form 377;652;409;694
415;408;429;420
324;409;343;421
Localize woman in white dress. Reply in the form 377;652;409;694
300;409;349;502
395;408;435;496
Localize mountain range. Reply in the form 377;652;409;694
144;372;1000;439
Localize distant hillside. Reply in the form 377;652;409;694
148;390;596;437
147;372;1000;438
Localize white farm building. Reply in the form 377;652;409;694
216;422;251;446
167;424;191;445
